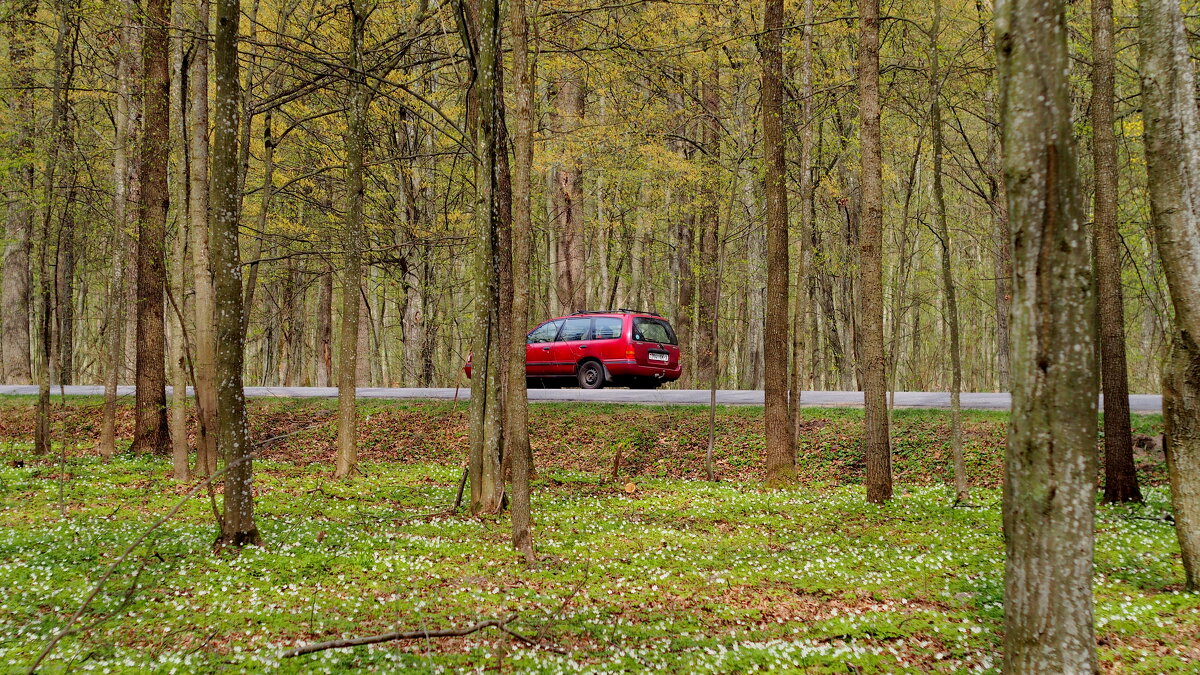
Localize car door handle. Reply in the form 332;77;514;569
578;344;588;349
541;347;550;352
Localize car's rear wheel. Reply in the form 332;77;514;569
577;361;605;389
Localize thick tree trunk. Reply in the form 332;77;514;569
1138;0;1200;591
1092;0;1140;504
509;0;535;562
189;0;217;476
335;0;367;479
997;0;1099;668
2;0;37;385
212;0;260;547
858;0;891;504
763;0;794;487
133;0;171;455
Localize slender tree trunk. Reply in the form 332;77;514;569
790;0;815;448
335;0;367;479
1093;0;1140;504
929;0;966;504
1138;0;1200;591
858;0;891;504
466;0;506;515
695;63;720;387
133;0;171;455
101;0;139;459
551;73;586;313
997;0;1099;667
169;0;189;481
2;0;37;385
212;0;259;547
509;0;535;562
317;262;333;387
189;0;217;476
763;0;794;486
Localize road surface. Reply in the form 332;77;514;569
0;385;1164;413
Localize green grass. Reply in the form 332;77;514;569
0;421;1194;673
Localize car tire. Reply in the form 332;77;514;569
577;361;605;389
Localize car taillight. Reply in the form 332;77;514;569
625;346;635;360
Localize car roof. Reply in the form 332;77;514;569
552;310;666;320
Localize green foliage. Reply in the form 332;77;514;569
0;425;1193;672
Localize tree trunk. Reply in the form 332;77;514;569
509;0;535;562
466;0;506;515
2;0;37;385
1092;0;1140;504
858;0;891;504
133;0;171;455
763;0;794;487
1138;0;1200;591
169;0;189;481
790;0;815;448
335;0;367;479
695;64;720;387
997;0;1099;667
929;0;966;503
212;0;260;547
316;261;333;387
189;0;218;476
551;72;586;313
101;0;139;459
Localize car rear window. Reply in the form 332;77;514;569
633;318;676;345
592;317;623;339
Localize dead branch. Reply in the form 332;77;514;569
281;615;516;658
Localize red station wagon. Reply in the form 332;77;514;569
464;310;682;389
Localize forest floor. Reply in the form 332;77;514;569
0;398;1194;673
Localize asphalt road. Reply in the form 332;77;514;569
0;385;1164;413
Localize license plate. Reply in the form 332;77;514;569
648;352;668;363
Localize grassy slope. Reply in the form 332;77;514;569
0;399;1193;673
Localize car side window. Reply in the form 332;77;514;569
592;317;622;340
527;320;562;344
558;318;592;342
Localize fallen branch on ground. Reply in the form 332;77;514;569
281;615;517;658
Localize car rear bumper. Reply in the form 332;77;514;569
604;360;682;381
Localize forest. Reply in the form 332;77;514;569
1;0;1200;670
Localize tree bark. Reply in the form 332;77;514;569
763;0;794;487
335;0;367;479
551;71;586;313
997;0;1099;667
212;0;260;547
2;0;37;385
790;0;815;448
1093;0;1140;504
509;0;536;562
169;0;189;481
858;0;891;504
695;63;720;387
317;261;334;387
1138;0;1200;591
929;0;966;503
466;0;505;515
189;0;218;476
133;0;171;455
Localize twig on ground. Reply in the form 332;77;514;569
281;615;517;658
537;559;590;642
